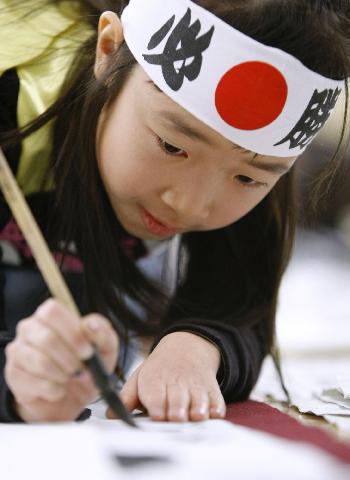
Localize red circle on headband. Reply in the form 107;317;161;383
215;61;288;131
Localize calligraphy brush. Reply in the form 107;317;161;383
0;147;137;428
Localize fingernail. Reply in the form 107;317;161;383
211;406;225;418
152;409;165;420
169;408;186;421
196;406;207;417
177;408;187;420
87;318;100;332
79;343;94;360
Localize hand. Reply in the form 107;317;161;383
107;331;226;422
4;299;119;423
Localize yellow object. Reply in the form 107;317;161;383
0;0;93;195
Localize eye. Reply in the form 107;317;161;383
237;175;255;185
236;175;267;189
156;135;187;157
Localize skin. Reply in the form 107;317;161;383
5;11;297;423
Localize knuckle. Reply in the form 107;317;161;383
85;314;112;334
43;381;65;401
5;341;23;364
84;315;118;346
32;353;52;375
15;319;31;337
37;299;62;322
4;341;16;359
38;327;57;349
4;360;15;384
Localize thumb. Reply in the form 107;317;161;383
106;366;143;419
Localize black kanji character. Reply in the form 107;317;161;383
143;8;215;91
274;87;341;150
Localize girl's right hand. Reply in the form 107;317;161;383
4;299;119;423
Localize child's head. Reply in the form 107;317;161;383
93;0;346;241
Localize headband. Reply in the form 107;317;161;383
121;0;345;157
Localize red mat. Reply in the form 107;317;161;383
226;400;350;463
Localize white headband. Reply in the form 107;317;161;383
121;0;344;157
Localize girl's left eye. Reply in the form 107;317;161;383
156;136;187;157
236;175;267;189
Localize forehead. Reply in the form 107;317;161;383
133;66;297;172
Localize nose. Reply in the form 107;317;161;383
160;182;212;225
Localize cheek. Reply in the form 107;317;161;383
97;122;157;199
212;188;271;229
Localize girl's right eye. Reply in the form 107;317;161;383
155;135;188;157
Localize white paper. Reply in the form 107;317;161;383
324;416;350;435
2;417;350;480
253;356;350;416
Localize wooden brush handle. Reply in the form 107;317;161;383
0;147;79;316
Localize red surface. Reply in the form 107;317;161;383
226;400;350;463
215;61;288;130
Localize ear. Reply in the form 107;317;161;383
94;11;124;79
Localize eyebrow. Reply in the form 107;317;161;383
148;81;290;176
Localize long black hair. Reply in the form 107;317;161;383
1;0;349;356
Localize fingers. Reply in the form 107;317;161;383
208;389;226;419
188;387;209;422
5;342;69;385
120;367;143;412
106;367;143;419
5;363;67;404
129;376;225;423
166;385;190;422
166;386;224;422
81;314;119;372
138;376;167;422
15;318;82;377
35;300;95;361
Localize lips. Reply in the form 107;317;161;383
140;207;181;237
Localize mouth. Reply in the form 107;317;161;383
140;207;182;237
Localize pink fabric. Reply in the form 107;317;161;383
0;218;83;271
0;218;32;258
226;400;350;463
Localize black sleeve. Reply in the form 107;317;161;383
0;69;25;422
153;318;268;402
0;331;24;423
0;266;23;422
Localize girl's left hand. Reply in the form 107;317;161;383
107;331;226;422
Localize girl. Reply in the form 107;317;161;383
0;0;348;423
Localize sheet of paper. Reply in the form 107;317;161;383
320;389;350;410
252;356;350;416
1;415;350;480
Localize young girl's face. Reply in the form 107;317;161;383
96;66;297;240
